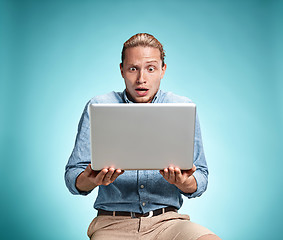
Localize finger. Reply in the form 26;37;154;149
103;168;115;183
94;168;108;184
184;164;196;177
162;168;169;179
175;168;183;183
87;164;100;178
84;164;92;176
110;169;123;182
168;167;175;182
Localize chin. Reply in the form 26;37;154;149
140;98;153;103
134;97;151;103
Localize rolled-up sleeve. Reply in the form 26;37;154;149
65;101;92;195
180;113;209;198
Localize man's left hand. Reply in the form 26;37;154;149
160;165;197;194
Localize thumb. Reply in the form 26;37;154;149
188;164;196;175
85;164;93;175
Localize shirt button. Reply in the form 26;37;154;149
140;185;144;189
142;202;146;206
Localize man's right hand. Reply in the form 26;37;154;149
75;164;124;192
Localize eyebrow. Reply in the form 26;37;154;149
126;60;159;67
127;60;159;66
145;60;159;64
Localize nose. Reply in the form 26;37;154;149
136;70;146;84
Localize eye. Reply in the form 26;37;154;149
148;66;155;72
129;67;137;72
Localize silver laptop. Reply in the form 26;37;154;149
89;103;196;170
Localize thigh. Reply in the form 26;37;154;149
158;220;215;240
150;212;215;240
88;216;140;240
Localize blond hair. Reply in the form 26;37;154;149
121;33;165;67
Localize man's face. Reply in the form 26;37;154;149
120;46;167;103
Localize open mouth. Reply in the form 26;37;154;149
135;87;149;96
136;87;148;91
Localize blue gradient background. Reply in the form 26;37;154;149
1;0;282;239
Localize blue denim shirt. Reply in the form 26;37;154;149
65;89;208;213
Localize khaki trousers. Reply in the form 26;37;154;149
87;211;214;240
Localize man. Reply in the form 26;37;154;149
65;33;220;240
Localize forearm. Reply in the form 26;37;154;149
175;175;197;194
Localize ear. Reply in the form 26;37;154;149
161;63;167;79
120;63;124;78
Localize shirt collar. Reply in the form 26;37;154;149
122;89;161;104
